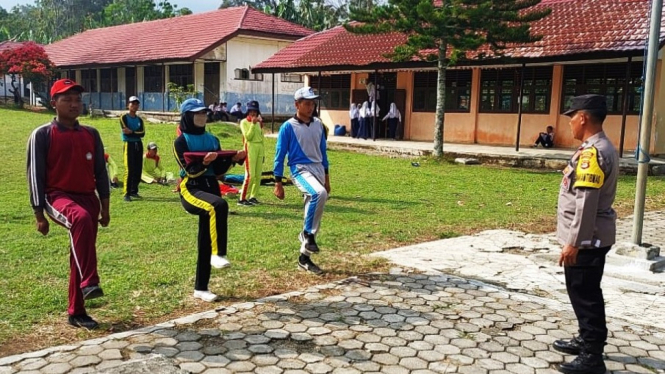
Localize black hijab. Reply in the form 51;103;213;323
179;111;206;135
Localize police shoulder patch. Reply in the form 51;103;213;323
574;146;604;189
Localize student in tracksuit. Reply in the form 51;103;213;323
120;96;145;202
174;98;246;302
274;87;331;276
27;78;110;330
238;100;265;206
553;95;617;374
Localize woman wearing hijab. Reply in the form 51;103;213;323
358;101;369;140
382;103;402;140
173;98;246;302
349;103;359;138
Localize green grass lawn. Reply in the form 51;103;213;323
1;107;665;355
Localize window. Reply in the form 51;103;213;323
561;63;643;114
144;65;164;92
100;68;117;92
412;70;472;113
480;67;552;113
80;70;97;92
234;68;263;81
169;64;193;87
281;73;303;83
310;74;351;110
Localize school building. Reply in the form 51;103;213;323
253;0;665;153
43;6;313;115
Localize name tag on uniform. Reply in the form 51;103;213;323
561;165;573;192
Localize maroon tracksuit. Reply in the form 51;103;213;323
27;120;110;316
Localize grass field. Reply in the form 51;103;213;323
1;107;665;356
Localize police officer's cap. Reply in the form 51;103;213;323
563;94;607;117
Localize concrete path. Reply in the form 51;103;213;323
1;216;664;374
296;135;665;174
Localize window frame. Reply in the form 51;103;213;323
560;63;643;115
100;68;118;93
80;70;97;92
143;65;164;93
310;74;351;110
412;70;472;113
281;73;303;83
480;67;552;114
168;64;194;88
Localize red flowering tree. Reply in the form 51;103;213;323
0;42;55;106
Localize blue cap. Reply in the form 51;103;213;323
294;86;319;101
246;100;260;114
180;98;209;114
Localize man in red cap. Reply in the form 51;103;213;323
27;78;111;329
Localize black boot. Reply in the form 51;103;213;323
553;336;584;355
557;352;606;374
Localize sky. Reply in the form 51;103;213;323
0;0;222;14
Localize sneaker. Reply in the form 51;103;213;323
193;290;218;302
82;285;104;300
248;197;260;205
68;314;99;329
237;200;253;206
130;193;142;199
299;231;320;254
298;256;323;275
211;255;231;269
123;195;132;202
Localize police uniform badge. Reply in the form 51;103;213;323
573;146;605;189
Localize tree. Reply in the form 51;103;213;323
0;42;55;106
347;0;551;157
167;82;199;112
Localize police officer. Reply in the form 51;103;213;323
554;94;618;374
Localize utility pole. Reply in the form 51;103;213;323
632;0;663;244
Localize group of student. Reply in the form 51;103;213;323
27;79;331;329
349;101;402;140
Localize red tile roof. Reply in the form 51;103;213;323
0;41;36;53
254;0;665;72
44;6;313;68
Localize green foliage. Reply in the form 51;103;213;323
0;0;185;43
346;0;551;157
167;82;199;112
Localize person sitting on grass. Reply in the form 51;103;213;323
141;142;166;184
105;152;119;188
533;126;555;148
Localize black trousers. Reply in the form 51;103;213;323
180;177;229;291
387;118;398;139
564;247;611;354
123;141;143;196
351;118;359;138
535;133;553;148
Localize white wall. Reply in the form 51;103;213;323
224;36;303;115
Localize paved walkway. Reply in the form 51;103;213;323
298;136;665;174
1;215;664;374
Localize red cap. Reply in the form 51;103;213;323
50;78;84;97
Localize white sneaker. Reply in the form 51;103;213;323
211;255;231;269
193;290;218;302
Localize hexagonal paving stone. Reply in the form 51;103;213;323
40;363;73;374
306;362;334;374
69;355;102;368
390;346;417;358
255;366;284;374
177;350;205;362
252;354;279;366
373;353;400;365
277;358;307;370
492;351;520;364
180;362;207;373
226;361;257;372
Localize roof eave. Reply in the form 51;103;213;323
253;48;650;74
